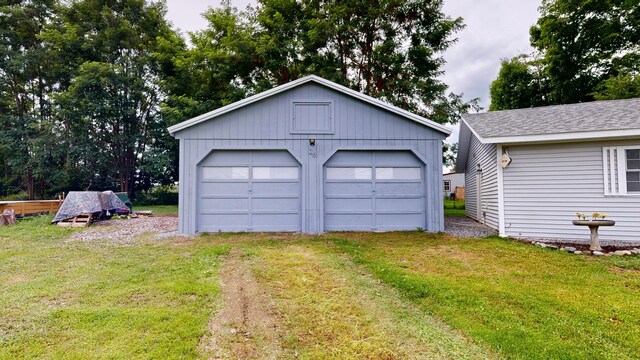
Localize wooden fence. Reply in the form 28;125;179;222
0;200;62;217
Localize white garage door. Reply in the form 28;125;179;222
324;151;426;231
197;150;301;232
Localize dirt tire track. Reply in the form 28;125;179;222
201;248;282;359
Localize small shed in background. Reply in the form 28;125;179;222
443;172;465;200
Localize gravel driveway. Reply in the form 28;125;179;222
444;216;497;238
67;216;178;244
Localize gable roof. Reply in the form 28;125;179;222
168;75;451;136
462;98;640;144
455;98;640;172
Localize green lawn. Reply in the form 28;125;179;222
0;215;229;359
444;198;466;216
133;204;178;215
2;218;640;359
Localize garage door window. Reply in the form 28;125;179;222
326;167;372;180
202;166;249;180
375;167;421;180
253;166;299;179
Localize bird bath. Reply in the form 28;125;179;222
572;220;615;251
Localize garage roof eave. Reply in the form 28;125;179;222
167;75;452;136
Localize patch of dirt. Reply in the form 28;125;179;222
201;248;282;359
66;217;178;244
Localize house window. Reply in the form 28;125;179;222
627;149;640;192
443;180;451;192
602;146;640;195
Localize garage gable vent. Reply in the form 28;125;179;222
291;100;334;134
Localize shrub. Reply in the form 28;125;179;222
135;185;178;206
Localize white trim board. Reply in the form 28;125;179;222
168;75;451;136
496;144;506;237
471;128;640;145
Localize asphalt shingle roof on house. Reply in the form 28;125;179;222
462;98;640;139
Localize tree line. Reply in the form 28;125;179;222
490;0;640;111
0;0;474;200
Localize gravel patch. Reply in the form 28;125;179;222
444;216;498;238
67;217;178;244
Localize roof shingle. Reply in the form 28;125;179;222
462;98;640;139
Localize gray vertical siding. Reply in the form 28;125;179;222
175;83;446;234
503;140;640;243
464;134;499;230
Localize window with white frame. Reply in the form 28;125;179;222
443;180;451;192
602;146;640;195
626;149;640;192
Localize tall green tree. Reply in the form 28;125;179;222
489;55;546;111
490;0;639;110
530;0;640;104
0;0;62;199
170;0;477;127
47;0;183;194
593;74;640;100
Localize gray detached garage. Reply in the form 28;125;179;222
168;75;450;234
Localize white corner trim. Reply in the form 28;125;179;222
168;75;452;136
496;144;506;237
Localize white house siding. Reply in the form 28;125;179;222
464;134;499;230
503;140;640;243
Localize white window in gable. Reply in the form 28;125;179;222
602;146;640;195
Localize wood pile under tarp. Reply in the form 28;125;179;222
52;191;130;226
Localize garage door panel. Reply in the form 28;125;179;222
373;152;422;166
324;151;425;232
324;182;371;196
252;214;300;231
324;213;373;231
200;182;249;194
200;198;249;211
375;182;423;195
200;151;250;166
199;214;249;232
324;198;372;212
326;151;373;165
251;151;299;166
376;198;423;212
376;213;424;230
198;150;301;233
252;182;300;195
252;198;300;212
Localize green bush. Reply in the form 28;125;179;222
135;185;178;206
0;191;30;201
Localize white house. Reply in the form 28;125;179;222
456;98;640;244
443;172;464;199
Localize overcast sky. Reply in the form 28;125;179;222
165;0;542;142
